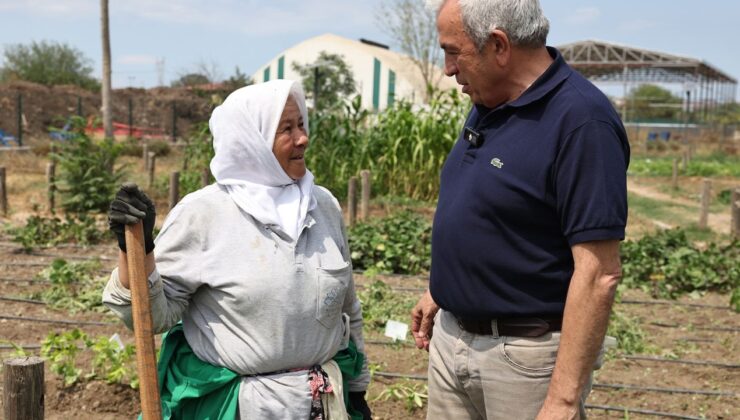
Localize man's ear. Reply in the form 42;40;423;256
489;29;512;66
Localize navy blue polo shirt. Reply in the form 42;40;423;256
429;47;629;319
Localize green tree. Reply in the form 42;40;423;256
292;51;356;111
171;73;210;87
376;0;442;101
223;66;254;92
626;84;683;122
0;41;99;90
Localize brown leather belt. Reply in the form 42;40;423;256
456;316;562;337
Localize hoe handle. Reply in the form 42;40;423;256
125;222;162;419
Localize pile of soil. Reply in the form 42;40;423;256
0;81;216;141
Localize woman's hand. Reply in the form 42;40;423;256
108;183;157;254
349;391;372;420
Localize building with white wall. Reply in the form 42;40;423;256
251;33;458;111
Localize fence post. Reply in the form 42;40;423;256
682;150;689;172
128;97;134;138
3;357;44;420
147;152;156;189
16;94;23;147
698;178;711;229
731;188;740;239
77;96;83;116
142;143;149;170
0;167;7;216
360;170;371;221
201;167;211;187
672;158;679;190
347;176;358;227
169;171;180;210
171;102;177;143
47;162;56;214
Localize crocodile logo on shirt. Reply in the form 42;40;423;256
490;158;504;169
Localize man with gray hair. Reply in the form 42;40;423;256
411;0;629;419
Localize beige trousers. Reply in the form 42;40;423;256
426;310;599;420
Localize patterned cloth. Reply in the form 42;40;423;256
308;365;334;420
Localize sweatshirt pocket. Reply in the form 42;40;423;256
316;263;351;329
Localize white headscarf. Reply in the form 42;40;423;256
209;80;316;240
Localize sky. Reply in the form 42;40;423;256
1;0;738;100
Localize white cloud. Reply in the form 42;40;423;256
618;19;659;32
117;54;157;65
0;0;95;16
566;7;601;24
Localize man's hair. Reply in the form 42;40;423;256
427;0;550;51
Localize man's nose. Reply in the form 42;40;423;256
444;56;457;77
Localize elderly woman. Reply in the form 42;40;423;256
103;80;371;419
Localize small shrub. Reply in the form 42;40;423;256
349;211;431;275
621;229;739;298
53;117;125;213
7;214;107;251
32;258;106;313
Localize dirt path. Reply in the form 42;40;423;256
628;179;732;234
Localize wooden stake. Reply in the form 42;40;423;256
201;167;211;187
142;143;149;170
348;176;358;227
124;223;162;420
3;356;44;420
46;162;56;214
731;188;740;239
147;152;156;189
0;167;7;216
671;158;679;190
169;171;180;210
698;178;711;229
360;170;371;221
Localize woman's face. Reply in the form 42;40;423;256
273;96;308;180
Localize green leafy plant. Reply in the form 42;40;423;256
349;211;431;274
41;329;91;386
607;306;653;355
621;229;739;298
178;122;215;196
41;329;138;388
53;117;125;213
7;214;107;251
373;382;428;412
31;258;106;312
89;336;138;387
357;280;418;331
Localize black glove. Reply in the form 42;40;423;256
348;391;372;420
108;182;156;254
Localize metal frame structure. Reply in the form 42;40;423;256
557;40;737;119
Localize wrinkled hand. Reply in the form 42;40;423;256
411;290;439;351
348;391;372;420
108;182;156;254
536;397;580;420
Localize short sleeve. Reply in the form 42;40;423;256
555;119;629;245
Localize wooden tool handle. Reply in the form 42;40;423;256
125;222;162;419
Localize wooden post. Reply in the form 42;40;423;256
124;223;162;420
0;167;7;216
698;178;711;229
671;158;679;190
682;150;689;172
360;170;371;221
16;94;23;146
169;171;180;210
731;188;740;239
347;176;358;227
147;152;156;189
46;162;56;214
201;167;211;187
3;356;44;420
142;143;149;170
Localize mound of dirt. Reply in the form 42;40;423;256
0;81;216;142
